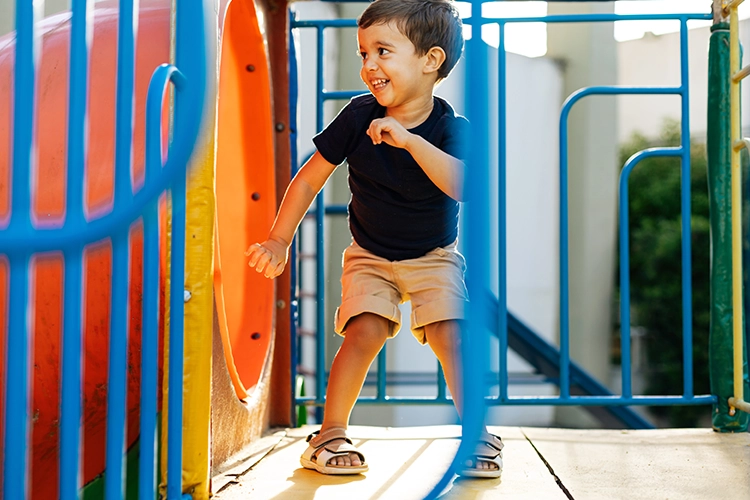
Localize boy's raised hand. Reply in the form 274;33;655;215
367;116;411;149
245;237;289;278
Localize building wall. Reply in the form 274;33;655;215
618;18;750;141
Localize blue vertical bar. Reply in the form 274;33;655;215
60;0;90;497
679;18;694;398
559;106;571;399
289;11;300;419
315;26;326;409
139;205;159;499
618;170;633;399
377;349;387;401
4;1;38;498
105;233;130;500
497;21;508;402
426;2;490;497
167;173;187;500
105;0;136;498
8;1;38;234
3;255;31;500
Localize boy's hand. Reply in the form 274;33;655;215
367;117;412;149
245;237;289;278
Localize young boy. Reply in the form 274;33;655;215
245;0;503;478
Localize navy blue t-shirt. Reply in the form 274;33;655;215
313;94;469;261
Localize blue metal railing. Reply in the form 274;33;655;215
289;5;716;421
1;1;206;499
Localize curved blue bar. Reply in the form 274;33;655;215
139;63;180;500
424;1;490;497
559;84;686;400
618;147;683;399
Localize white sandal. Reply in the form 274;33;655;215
300;427;368;475
459;432;503;478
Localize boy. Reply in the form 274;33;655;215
245;0;503;478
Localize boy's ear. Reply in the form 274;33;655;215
423;46;446;75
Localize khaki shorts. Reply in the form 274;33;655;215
334;240;469;344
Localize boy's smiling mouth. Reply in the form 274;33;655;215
370;78;390;91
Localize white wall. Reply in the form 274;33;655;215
618;18;750;141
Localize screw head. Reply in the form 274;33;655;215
251;332;261;340
246;64;255;72
252;192;261;201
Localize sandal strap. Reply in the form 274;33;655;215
307;427;353;448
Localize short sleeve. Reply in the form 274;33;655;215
312;100;357;166
439;115;470;161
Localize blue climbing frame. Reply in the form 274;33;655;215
288;1;716;427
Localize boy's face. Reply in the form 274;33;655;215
357;22;437;110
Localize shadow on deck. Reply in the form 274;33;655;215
212;425;750;499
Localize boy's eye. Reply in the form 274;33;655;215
378;47;390;56
359;51;368;60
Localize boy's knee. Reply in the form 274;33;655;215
424;320;461;347
344;313;391;349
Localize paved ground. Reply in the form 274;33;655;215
212;424;750;500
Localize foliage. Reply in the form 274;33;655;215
617;119;711;427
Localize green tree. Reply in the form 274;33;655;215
617;119;711;427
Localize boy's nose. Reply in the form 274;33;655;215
363;58;378;71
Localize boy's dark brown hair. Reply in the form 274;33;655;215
358;0;464;81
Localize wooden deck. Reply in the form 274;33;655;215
212;424;750;499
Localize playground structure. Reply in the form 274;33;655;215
0;0;749;499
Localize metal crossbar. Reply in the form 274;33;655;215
290;6;716;426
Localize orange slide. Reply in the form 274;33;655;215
0;0;276;498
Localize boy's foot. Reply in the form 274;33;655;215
459;433;503;478
300;427;369;475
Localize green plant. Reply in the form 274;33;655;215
617;119;711;427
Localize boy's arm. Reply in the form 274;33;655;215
246;151;338;278
367;117;465;201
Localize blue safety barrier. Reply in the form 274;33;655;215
289;3;715;427
1;1;206;499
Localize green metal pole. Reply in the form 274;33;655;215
707;18;749;431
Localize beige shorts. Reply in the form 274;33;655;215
334;240;469;344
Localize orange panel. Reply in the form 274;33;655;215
215;0;276;395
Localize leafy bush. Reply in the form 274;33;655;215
617;119;711;427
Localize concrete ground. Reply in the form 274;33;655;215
212;424;750;500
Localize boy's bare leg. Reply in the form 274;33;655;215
424;320;497;471
319;312;390;467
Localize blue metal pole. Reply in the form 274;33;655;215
559;99;571;400
3;1;39;499
167;173;187;499
425;1;489;496
289;11;301;421
497;21;509;402
105;0;137;497
679;18;694;399
59;1;90;497
315;27;326;414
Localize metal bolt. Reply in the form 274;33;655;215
246;64;255;72
275;122;285;132
184;290;192;302
252;192;261;201
277;299;286;309
251;332;261;340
